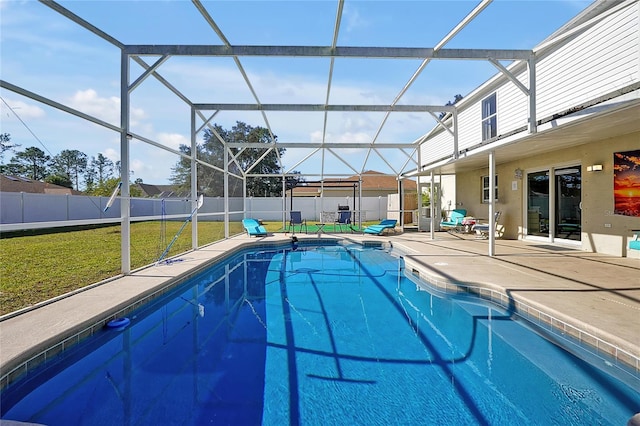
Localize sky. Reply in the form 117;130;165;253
0;0;594;186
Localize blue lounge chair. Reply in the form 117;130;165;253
440;209;467;232
363;219;397;235
242;218;268;237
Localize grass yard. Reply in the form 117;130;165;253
0;219;377;316
0;221;250;316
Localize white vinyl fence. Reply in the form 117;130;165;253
0;192;391;231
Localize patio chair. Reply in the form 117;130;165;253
363;219;397;235
335;210;353;233
473;211;502;239
242;218;268;237
440;209;467;232
288;211;307;235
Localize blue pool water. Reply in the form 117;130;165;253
2;242;639;425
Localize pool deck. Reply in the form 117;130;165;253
1;230;639;388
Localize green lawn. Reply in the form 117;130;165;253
0;220;374;316
0;221;244;316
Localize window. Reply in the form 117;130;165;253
482;175;498;203
481;93;497;141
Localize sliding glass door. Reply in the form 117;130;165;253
527;171;549;237
554;167;581;241
526;166;581;242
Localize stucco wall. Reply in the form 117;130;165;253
580;132;640;256
454;131;640;256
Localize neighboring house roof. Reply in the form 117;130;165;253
291;170;416;196
136;182;187;198
0;175;83;195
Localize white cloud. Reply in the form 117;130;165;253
129;150;180;184
0;98;46;120
309;130;324;144
311;129;372;145
343;4;370;33
103;147;119;163
68;89;147;126
157;132;188;150
336;131;372;144
130;158;147;177
69;89;118;119
342;115;376;134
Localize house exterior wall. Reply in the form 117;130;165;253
454;131;640;256
420;1;640;166
420;125;454;165
535;3;639;119
579;132;639;256
493;72;528;137
419;1;640;257
457;102;482;152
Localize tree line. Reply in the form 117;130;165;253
170;121;302;197
1;121;302;197
1;133;125;195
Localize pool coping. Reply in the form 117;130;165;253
386;238;639;375
1;233;638;391
399;255;640;375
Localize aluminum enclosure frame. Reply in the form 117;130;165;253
2;0;551;272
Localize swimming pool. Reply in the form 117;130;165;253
2;242;639;425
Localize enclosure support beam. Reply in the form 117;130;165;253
489;150;496;257
0;80;121;133
430;171;435;240
124;45;532;60
194;103;456;113
120;52;131;274
191;107;198;250
528;57;537;134
224;145;229;239
453;109;459;159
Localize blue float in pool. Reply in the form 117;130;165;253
106;317;130;331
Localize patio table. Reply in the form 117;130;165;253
462;217;476;233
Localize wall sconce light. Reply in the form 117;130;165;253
514;168;523;179
586;164;603;172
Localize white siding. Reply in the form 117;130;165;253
495;70;529;135
421;128;454;164
420;2;639;169
456;78;530;155
536;4;639;118
457;102;482;152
